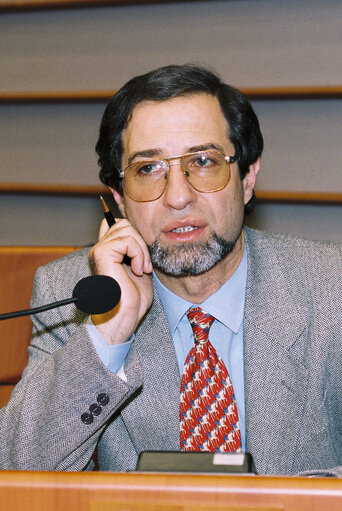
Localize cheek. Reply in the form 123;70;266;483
230;178;245;210
215;183;245;232
124;202;158;244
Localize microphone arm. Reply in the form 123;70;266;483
0;298;77;321
0;275;121;321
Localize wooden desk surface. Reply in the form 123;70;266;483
0;470;341;511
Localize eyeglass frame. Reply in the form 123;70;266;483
119;149;236;202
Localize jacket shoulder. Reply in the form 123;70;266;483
245;227;342;260
31;246;92;305
244;227;342;297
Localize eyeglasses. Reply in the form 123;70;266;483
119;150;236;202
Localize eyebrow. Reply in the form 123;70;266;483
128;143;227;165
127;149;161;166
187;143;226;154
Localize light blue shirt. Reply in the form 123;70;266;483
153;249;247;451
87;248;247;451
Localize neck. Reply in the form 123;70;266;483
154;232;244;303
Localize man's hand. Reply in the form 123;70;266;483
88;218;153;345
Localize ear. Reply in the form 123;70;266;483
111;188;127;218
242;158;261;205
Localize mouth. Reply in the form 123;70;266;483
162;220;205;243
171;225;199;233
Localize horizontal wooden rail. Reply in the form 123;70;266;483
255;190;342;205
1;86;342;103
244;85;342;100
1;182;341;205
0;0;210;13
0;182;109;197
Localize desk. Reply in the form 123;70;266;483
0;471;341;511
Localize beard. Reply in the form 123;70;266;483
148;231;240;277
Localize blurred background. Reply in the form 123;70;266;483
1;0;341;246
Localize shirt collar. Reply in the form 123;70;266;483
153;246;247;335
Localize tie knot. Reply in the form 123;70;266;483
186;307;215;343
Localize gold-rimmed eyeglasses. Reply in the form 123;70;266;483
119;150;236;202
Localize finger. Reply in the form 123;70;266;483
90;234;147;277
119;235;150;276
113;222;152;274
98;218;131;240
99;220;152;274
98;218;110;240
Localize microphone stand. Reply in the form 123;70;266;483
0;298;77;321
0;275;121;320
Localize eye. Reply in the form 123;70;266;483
189;153;220;170
135;161;165;177
195;156;213;167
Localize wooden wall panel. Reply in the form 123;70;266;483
0;246;77;407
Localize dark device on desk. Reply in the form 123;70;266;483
136;451;256;474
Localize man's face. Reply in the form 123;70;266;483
115;93;256;277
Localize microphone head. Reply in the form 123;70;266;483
72;275;121;314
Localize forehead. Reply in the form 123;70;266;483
122;93;231;158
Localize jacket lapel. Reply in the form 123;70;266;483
243;229;309;474
121;290;181;454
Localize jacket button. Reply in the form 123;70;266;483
89;403;102;416
81;412;93;425
97;393;109;406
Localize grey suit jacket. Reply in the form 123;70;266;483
1;228;341;476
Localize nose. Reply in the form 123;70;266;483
162;162;196;210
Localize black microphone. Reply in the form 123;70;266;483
0;275;121;321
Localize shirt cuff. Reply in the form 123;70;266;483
86;320;133;375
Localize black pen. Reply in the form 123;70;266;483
100;195;115;227
99;196;132;265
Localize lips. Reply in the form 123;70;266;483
171;225;199;233
162;219;205;242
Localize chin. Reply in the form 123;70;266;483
148;232;239;276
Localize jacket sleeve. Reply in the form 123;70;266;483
0;258;142;471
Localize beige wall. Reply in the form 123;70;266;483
1;0;341;245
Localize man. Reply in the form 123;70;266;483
0;65;341;475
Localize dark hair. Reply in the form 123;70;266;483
96;64;263;214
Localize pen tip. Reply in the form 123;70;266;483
99;195;109;213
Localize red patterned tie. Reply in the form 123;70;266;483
180;307;242;452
